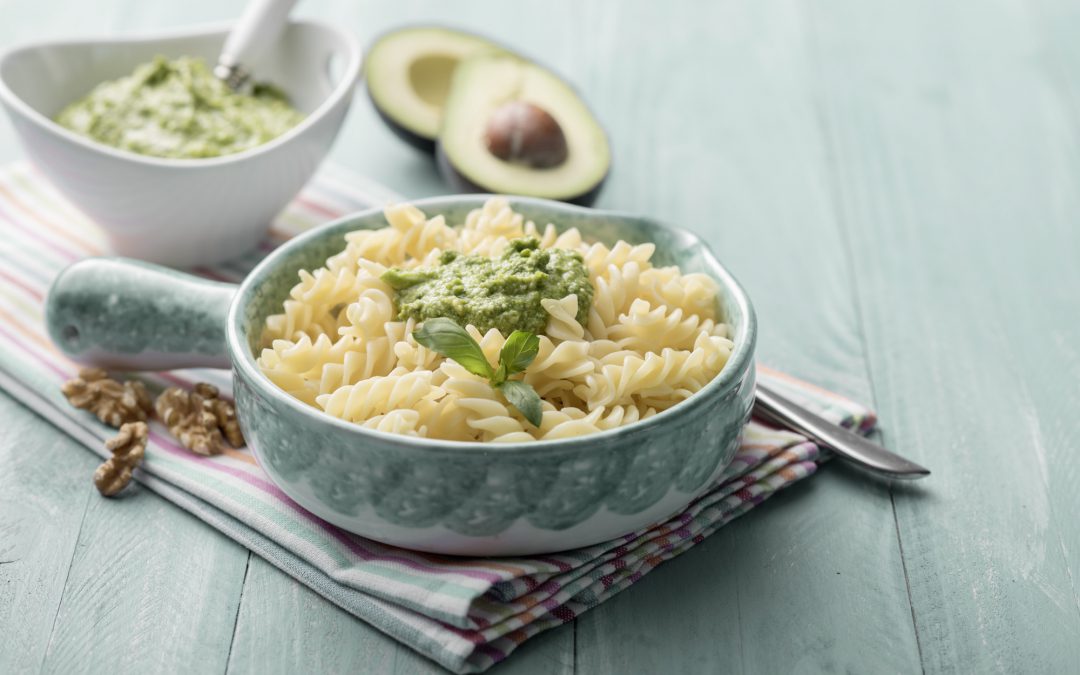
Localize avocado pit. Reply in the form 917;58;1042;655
484;101;569;169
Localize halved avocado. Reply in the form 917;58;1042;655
365;27;504;152
436;55;610;206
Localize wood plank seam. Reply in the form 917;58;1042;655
225;552;253;673
891;499;927;673
37;482;94;672
735;531;747;675
572;618;577;675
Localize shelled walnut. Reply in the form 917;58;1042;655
205;394;245;449
61;367;153;427
94;421;148;497
155;383;245;456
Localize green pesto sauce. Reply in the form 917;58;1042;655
382;238;594;335
55;56;304;159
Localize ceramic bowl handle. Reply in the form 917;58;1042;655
45;257;237;371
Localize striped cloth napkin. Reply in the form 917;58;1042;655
0;162;876;673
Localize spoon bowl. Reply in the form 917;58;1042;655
0;20;361;267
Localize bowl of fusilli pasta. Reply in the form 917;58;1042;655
46;196;756;555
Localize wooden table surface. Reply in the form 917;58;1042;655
3;1;1080;673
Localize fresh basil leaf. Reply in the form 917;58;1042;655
493;362;509;386
498;379;543;427
381;268;434;290
413;318;494;379
499;330;540;376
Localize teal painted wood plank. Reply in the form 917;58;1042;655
0;385;247;675
226;557;399;673
38;501;248;672
574;1;920;673
576;534;745;674
40;480;250;673
806;0;1080;670
1025;0;1080;632
0;392;96;673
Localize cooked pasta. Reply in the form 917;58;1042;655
258;198;735;442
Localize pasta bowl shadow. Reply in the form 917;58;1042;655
44;196;757;556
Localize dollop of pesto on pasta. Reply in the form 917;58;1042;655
257;198;735;442
381;238;593;335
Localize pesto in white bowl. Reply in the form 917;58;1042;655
55;55;304;159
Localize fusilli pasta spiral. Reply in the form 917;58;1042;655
258;198;734;442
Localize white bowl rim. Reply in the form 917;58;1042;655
0;19;362;168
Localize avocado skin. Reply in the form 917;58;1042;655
435;144;607;207
368;94;437;153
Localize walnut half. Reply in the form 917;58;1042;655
155;384;245;456
94;421;148;497
61;367;153;428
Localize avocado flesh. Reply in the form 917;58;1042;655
365;27;503;151
437;55;610;205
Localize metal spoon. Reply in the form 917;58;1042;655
214;0;299;92
754;382;930;480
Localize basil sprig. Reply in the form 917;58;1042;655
413;318;543;427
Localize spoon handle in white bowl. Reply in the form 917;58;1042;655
754;382;931;480
215;0;300;90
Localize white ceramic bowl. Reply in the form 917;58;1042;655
0;21;361;267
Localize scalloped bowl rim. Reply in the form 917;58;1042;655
0;19;362;168
228;195;757;455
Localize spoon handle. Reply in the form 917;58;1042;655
216;0;299;90
46;257;236;371
754;382;930;480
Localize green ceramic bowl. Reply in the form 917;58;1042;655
46;196;757;555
